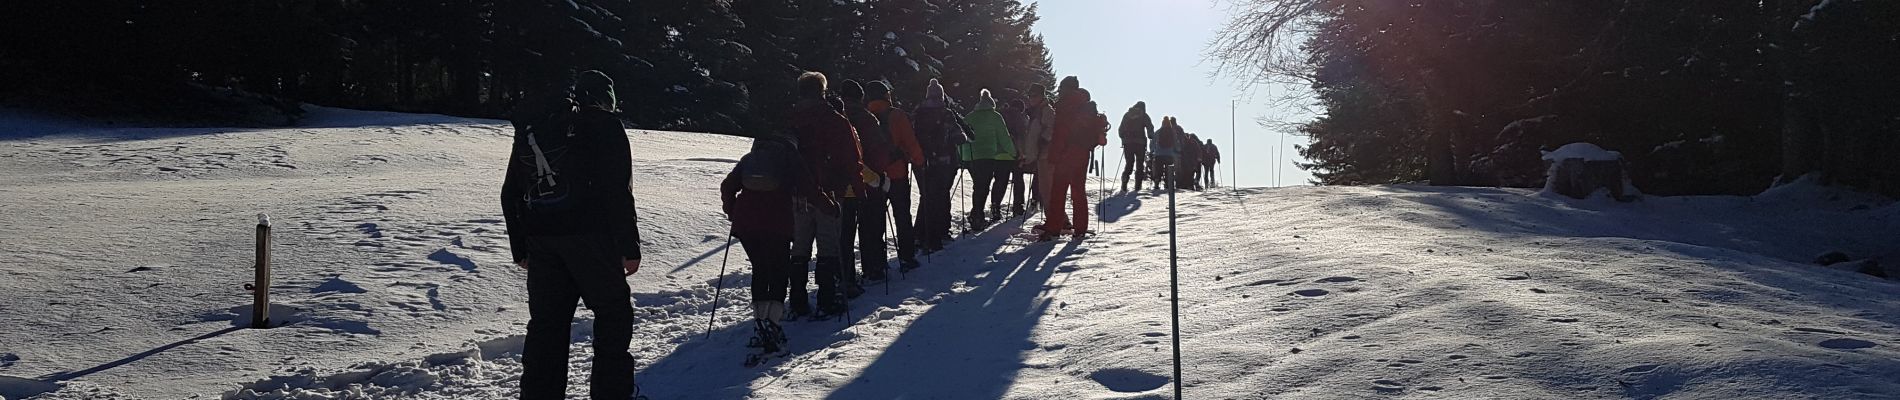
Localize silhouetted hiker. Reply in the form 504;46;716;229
721;131;808;356
500;70;643;400
1150;116;1181;190
1203;139;1221;188
1039;76;1100;240
1022;84;1056;220
911;79;971;253
1003;97;1033;216
836;79;887;293
865;81;925;272
785;71;872;320
1119;101;1154;192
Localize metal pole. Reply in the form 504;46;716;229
1168;160;1183;398
251;213;272;329
1276;120;1286;188
705;233;733;339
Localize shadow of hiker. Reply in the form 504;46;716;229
1099;192;1144;223
632;220;1043;398
669;235;737;274
37;326;244;383
824;240;1081;399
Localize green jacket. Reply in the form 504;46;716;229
959;106;1017;162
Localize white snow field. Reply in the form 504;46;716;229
2;107;1898;399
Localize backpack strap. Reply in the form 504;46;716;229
526;129;558;187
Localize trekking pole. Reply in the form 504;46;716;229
1167;161;1183;399
704;233;734;340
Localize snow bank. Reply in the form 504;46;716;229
1540;142;1622;162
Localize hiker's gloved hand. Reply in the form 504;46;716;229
622;258;641;277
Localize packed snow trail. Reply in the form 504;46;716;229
3;107;1898;399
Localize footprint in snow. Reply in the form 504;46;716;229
1315;276;1359;283
1292;289;1330;297
1620;364;1660;375
1088;368;1169;393
1818;338;1877;350
1371;379;1405;394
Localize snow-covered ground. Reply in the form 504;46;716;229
2;107;1897;399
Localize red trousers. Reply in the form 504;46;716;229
1040;151;1091;234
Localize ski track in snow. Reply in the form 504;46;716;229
2;107;1899;399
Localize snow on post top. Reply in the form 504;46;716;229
258;213;271;227
1541;142;1622;162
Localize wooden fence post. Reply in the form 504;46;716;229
251;213;272;329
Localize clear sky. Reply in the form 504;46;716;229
1032;0;1316;188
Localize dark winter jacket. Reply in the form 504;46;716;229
1120;107;1153;150
721;170;796;239
791;98;867;194
500;105;644;262
845;105;892;175
911;105;971;166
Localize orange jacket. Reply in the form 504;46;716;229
868;100;925;181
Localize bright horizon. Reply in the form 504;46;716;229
1035;0;1315;188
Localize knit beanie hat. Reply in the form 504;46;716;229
923;78;946;107
839;79;865;101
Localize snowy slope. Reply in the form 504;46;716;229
3;108;1898;399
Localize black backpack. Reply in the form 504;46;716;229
518;106;584;217
737;134;803;192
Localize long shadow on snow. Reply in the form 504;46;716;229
634;218;1052;398
825;240;1077;399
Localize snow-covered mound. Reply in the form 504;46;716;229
2;108;1897;399
1541;142;1623;162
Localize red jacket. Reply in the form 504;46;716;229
1050;88;1094;159
791;99;867;193
720;171;795;239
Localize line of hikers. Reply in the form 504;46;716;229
1116;103;1223;192
500;69;1219;399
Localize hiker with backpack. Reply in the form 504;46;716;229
785;71;875;319
836;80;891;288
500;70;644;400
1150;117;1181;190
864;81;926;272
1203;139;1221;188
719;131;808;357
1002;97;1033;216
958;89;1017;228
911;79;972;253
1037;76;1103;240
1119;102;1155;192
1180;132;1203;190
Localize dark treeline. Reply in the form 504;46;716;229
1213;0;1900;196
0;0;1053;134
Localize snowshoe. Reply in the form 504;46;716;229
743;319;789;367
898;259;922;273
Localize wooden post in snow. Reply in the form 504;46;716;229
251;213;272;329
